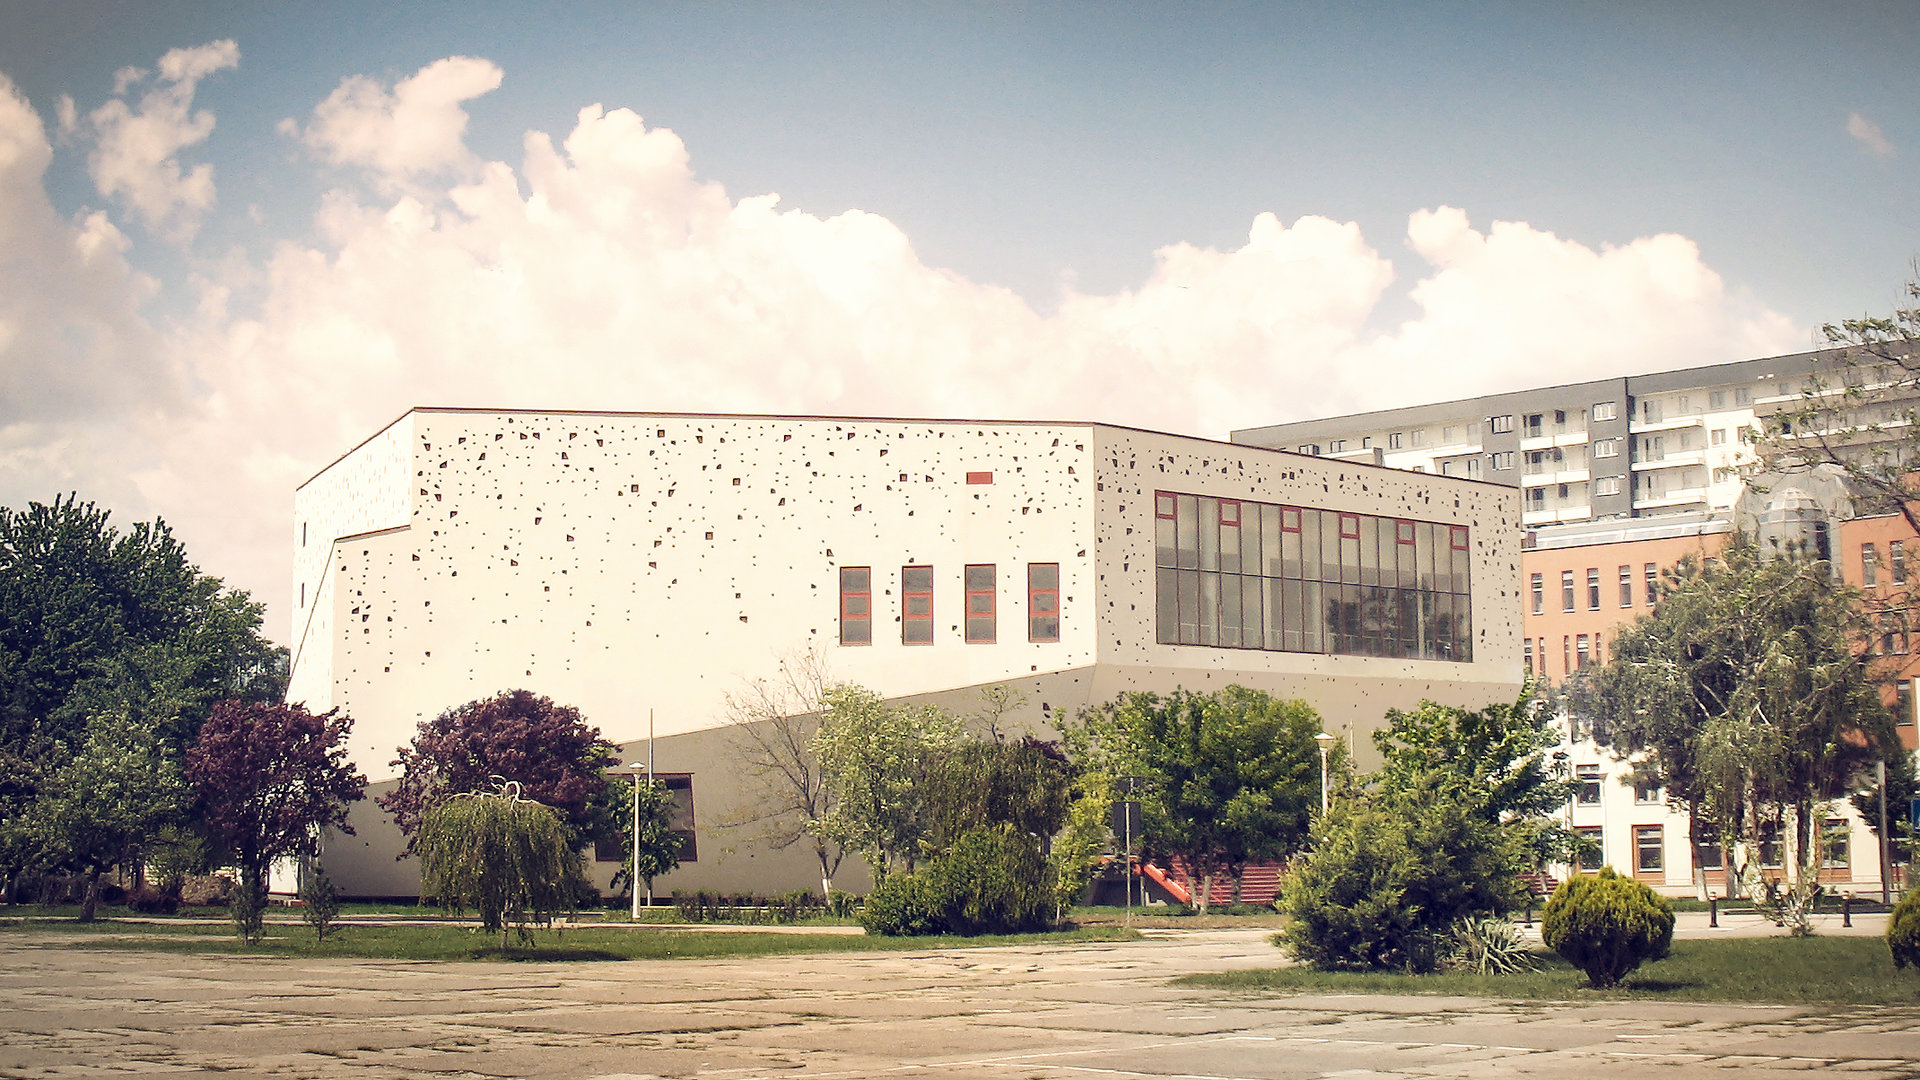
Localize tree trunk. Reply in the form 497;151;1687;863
78;867;101;923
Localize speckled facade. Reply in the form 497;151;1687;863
294;409;1521;897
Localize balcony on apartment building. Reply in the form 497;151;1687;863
1522;503;1594;526
1521;463;1590;487
1630;446;1707;471
1634;486;1710;511
1519;413;1588;452
1628;411;1706;436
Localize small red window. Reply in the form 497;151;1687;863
902;566;934;644
1220;499;1241;527
965;564;996;644
839;567;872;646
1154;492;1176;518
1028;563;1060;643
1396;520;1416;545
1339;513;1360;539
1280;506;1302;532
966;471;993;485
1450;525;1470;550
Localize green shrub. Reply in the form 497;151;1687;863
923;825;1052;935
826;889;857;919
1541;868;1673;988
859;873;943;936
1887;889;1920;970
300;866;342;941
1280;777;1526;973
860;825;1054;936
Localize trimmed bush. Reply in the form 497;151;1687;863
1541;868;1674;988
1887;889;1920;971
127;884;182;915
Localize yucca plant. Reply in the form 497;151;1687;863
1444;916;1537;975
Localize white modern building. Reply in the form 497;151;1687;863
292;409;1523;898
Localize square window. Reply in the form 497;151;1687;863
1340;514;1360;540
1576;765;1601;806
1593;402;1617;422
1490;414;1514;433
1155;492;1176;518
1220;499;1241;526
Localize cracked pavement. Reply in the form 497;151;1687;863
2;928;1918;1078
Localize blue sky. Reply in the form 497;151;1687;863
0;2;1914;638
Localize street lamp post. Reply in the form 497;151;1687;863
1314;731;1335;814
611;764;653;920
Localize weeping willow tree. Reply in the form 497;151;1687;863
415;782;582;946
1571;539;1894;911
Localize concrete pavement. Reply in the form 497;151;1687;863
1;928;1917;1079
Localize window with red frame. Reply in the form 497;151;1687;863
839;567;871;645
902;565;933;644
964;564;996;643
1029;563;1060;642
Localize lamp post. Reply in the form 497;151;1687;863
1314;731;1336;814
610;764;653;920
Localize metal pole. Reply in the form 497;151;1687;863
1881;759;1891;905
1319;746;1330;814
647;709;656;911
629;773;641;920
1124;798;1132;929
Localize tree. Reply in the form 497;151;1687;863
1572;540;1893;899
613;775;684;903
380;690;619;847
30;711;188;921
918;738;1073;858
1757;271;1920;533
186;701;366;942
721;650;844;895
1374;693;1582;865
0;495;283;756
1066;686;1325;910
808;684;963;879
414;785;582;947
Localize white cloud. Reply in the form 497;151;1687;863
0;73;171;430
1848;112;1893;157
73;40;238;240
291;56;503;189
0;56;1809;648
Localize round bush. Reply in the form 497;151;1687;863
1541;868;1673;988
1886;889;1920;970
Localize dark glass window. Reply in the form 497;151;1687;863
1028;563;1060;643
902;566;934;645
964;564;995;643
839;567;871;645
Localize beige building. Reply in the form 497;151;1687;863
292;409;1523;899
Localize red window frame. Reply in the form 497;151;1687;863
1339;513;1360;539
839;567;871;646
1219;499;1241;527
1154;492;1176;518
902;565;934;645
1028;563;1060;643
1395;520;1416;545
1280;506;1302;532
964;564;996;644
1449;525;1470;550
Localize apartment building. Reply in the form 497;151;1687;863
1840;510;1920;752
1230;349;1864;529
293;408;1522;898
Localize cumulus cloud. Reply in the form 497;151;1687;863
1848;112;1893;157
0;73;171;430
0;55;1809;645
67;40;237;240
289;56;502;188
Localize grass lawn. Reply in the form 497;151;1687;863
0;916;1138;962
1071;904;1287;931
1182;936;1920;1006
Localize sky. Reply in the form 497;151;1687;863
0;1;1914;648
